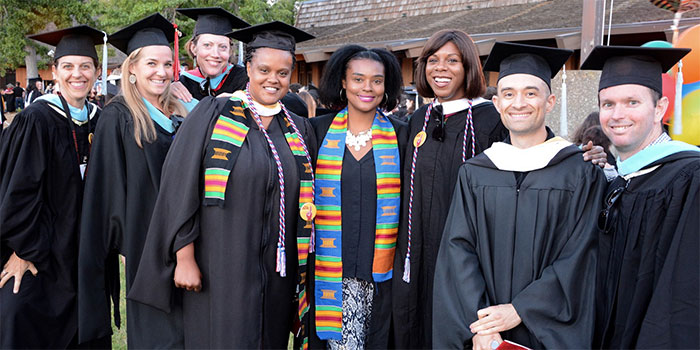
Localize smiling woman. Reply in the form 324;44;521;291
128;21;318;349
171;7;250;107
53;56;99;108
0;25;105;349
309;45;407;349
245;46;294;108
77;13;187;349
391;29;509;349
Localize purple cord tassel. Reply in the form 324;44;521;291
309;228;315;253
276;244;287;277
402;254;411;283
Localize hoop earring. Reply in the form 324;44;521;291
128;74;137;84
383;92;389;103
339;88;345;100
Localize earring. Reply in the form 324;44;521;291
339;88;345;100
383;92;389;103
129;74;137;84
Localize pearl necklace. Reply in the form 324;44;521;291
346;129;372;151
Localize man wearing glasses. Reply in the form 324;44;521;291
432;42;607;350
582;46;699;349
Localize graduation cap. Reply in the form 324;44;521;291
177;7;249;37
483;42;573;88
109;13;175;55
28;25;104;61
227;21;315;53
580;45;691;94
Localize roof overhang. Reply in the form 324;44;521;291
296;17;700;59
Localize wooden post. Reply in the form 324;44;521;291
580;0;604;67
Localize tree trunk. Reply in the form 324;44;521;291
24;45;39;84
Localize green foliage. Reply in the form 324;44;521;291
0;0;95;76
240;0;297;25
0;0;300;75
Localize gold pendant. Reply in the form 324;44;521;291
300;202;317;228
413;130;427;148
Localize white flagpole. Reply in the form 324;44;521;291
560;65;568;137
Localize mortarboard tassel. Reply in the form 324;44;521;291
102;31;108;96
673;59;683;135
238;41;244;66
173;23;181;80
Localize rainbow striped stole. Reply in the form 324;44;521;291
202;95;315;348
314;108;400;340
203;97;250;206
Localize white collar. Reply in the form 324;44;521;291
232;90;281;117
483;137;573;172
435;97;488;115
621;165;660;180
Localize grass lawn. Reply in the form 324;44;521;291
107;257;294;349
111;257;127;349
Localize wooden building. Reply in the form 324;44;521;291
292;0;700;87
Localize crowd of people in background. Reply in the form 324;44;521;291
1;78;106;127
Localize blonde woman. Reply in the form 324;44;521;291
78;14;186;348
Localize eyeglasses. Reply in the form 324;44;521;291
597;180;629;233
431;105;445;142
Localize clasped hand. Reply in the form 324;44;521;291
469;304;521;350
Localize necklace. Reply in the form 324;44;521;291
346;129;372;151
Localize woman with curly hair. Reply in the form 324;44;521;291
307;45;408;349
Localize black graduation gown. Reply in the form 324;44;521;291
128;96;317;349
432;143;606;349
595;151;700;349
78;96;183;347
281;93;309;118
27;89;43;105
392;101;508;348
307;113;408;349
0;100;98;348
178;65;248;101
4;92;16;113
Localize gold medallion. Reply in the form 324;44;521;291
413;130;427;148
300;202;317;227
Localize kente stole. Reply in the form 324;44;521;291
202;93;314;348
314;108;401;340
